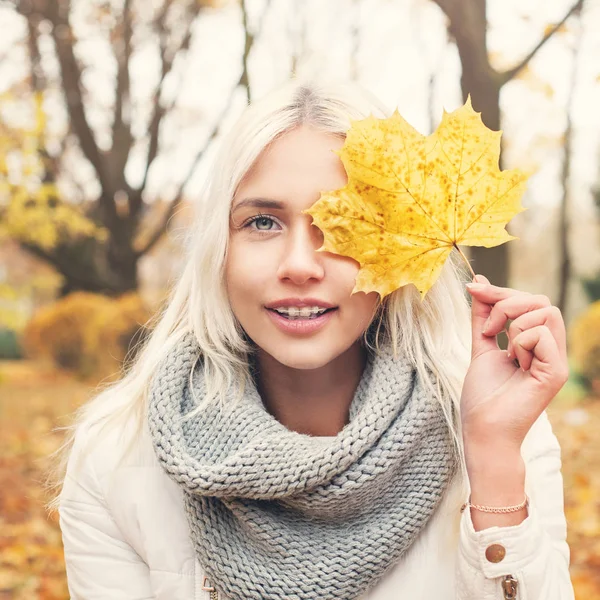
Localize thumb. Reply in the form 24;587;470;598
469;274;497;358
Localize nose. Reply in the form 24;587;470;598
276;219;326;284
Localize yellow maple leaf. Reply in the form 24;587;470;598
302;97;528;300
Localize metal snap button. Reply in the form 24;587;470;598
485;543;506;563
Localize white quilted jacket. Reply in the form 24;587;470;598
59;409;574;600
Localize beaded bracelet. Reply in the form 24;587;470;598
460;495;529;514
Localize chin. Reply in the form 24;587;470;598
262;343;338;370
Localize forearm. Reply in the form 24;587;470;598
464;441;528;532
456;413;574;599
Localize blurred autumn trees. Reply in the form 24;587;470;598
431;0;585;288
0;0;594;297
0;0;263;296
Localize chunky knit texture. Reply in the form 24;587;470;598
147;331;458;600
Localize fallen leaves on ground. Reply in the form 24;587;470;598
548;401;600;598
0;361;91;600
0;361;599;599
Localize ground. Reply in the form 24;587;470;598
0;361;599;599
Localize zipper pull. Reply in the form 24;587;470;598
501;575;518;599
201;576;219;600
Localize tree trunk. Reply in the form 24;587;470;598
557;26;582;314
24;236;139;298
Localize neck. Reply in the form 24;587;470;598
254;341;368;437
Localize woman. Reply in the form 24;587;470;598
52;79;574;599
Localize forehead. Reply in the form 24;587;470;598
233;126;347;206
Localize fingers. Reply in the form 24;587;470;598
511;325;569;392
467;281;527;344
506;305;567;363
467;281;526;304
467;281;567;367
481;293;551;336
485;292;552;335
469;274;500;358
474;292;567;363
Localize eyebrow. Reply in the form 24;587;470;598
231;197;286;214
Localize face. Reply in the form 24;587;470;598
225;125;380;370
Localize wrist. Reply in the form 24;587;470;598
462;432;522;469
463;445;528;531
461;417;524;451
465;446;526;503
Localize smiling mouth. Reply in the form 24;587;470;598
266;308;338;320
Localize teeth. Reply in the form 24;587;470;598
274;306;328;318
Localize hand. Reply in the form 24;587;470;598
460;274;569;451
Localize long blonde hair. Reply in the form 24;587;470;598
45;78;473;513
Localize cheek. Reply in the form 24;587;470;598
347;293;379;327
225;241;272;300
333;257;361;291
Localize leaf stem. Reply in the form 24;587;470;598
453;243;476;280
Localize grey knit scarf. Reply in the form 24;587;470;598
147;331;458;600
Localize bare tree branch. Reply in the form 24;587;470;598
239;0;271;103
135;0;273;257
44;0;117;225
134;0;199;210
558;4;584;313
135;79;242;257
110;0;134;192
25;13;45;91
22;8;70;197
240;0;252;103
500;0;584;85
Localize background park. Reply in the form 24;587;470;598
0;0;599;597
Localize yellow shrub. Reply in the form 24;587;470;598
570;300;600;389
22;292;151;380
89;293;152;377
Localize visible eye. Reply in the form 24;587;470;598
243;214;281;234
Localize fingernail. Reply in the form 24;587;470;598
466;283;485;291
482;317;491;333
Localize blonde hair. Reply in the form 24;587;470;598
45;78;473;513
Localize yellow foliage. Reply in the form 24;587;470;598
91;293;152;374
303;97;528;300
4;185;108;250
570;301;600;388
543;22;569;37
0;92;107;249
21;292;151;380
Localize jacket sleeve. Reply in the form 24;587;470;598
59;424;155;600
455;410;575;600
